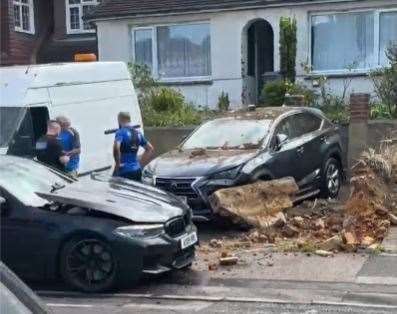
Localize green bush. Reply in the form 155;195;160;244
217;92;230;111
128;63;202;127
370;44;397;118
261;80;287;106
285;82;317;106
142;87;201;127
370;102;393;120
148;87;185;112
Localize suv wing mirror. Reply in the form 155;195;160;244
275;133;288;150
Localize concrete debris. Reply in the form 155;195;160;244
219;256;238;266
209;177;298;228
209;239;222;248
292;216;305;228
361;236;376;247
389;213;397;226
314;250;333;257
198;144;396;269
313;218;325;230
375;206;389;216
342;231;358;252
319;235;343;251
281;224;300;238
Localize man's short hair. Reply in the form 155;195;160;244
118;111;131;122
56;115;70;126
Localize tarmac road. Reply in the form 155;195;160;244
45;296;397;314
36;225;397;314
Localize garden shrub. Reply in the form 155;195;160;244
370;44;397;118
217;92;230;111
285;81;317;106
261;80;287;106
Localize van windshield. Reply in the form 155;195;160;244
0;107;26;147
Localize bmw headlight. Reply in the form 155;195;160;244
210;166;241;180
114;224;164;238
142;168;155;185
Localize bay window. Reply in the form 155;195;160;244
13;0;35;34
311;10;397;72
66;0;99;34
132;23;211;80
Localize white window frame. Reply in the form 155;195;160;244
13;0;35;34
130;21;212;83
65;0;99;34
309;8;397;75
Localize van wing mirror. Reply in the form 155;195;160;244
275;133;288;150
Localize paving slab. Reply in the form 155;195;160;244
382;227;397;254
356;255;397;285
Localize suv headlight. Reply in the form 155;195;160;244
114;224;164;238
142;168;155;185
210;166;241;180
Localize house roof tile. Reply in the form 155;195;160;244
86;0;347;20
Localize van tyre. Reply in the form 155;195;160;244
60;237;117;292
320;157;342;199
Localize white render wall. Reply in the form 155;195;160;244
96;0;396;109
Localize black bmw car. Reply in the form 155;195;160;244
143;107;345;220
0;156;197;292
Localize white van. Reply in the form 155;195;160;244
0;62;142;174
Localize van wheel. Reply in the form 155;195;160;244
60;237;117;292
320;158;342;199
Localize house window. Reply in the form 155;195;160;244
66;0;99;34
311;10;397;72
132;23;211;80
379;11;397;66
13;0;35;34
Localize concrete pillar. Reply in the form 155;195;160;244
348;93;370;168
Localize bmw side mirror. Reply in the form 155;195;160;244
275;133;288;150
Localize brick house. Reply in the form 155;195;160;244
87;0;397;108
0;0;100;66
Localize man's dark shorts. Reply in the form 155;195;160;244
118;169;142;182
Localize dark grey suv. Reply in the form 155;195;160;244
142;107;345;220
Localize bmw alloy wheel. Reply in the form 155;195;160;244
63;239;116;291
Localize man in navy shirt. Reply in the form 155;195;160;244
113;112;154;181
36;120;70;171
56;116;81;178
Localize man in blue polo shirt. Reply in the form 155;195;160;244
113;112;154;181
56;116;81;178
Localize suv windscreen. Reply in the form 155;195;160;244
183;119;272;149
0;107;26;147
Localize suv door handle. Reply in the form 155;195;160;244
297;146;304;154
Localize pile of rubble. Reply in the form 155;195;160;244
202;145;397;269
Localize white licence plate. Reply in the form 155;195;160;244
180;232;198;250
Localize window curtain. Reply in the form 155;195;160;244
380;12;397;66
312;12;374;71
157;24;211;78
134;29;153;68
